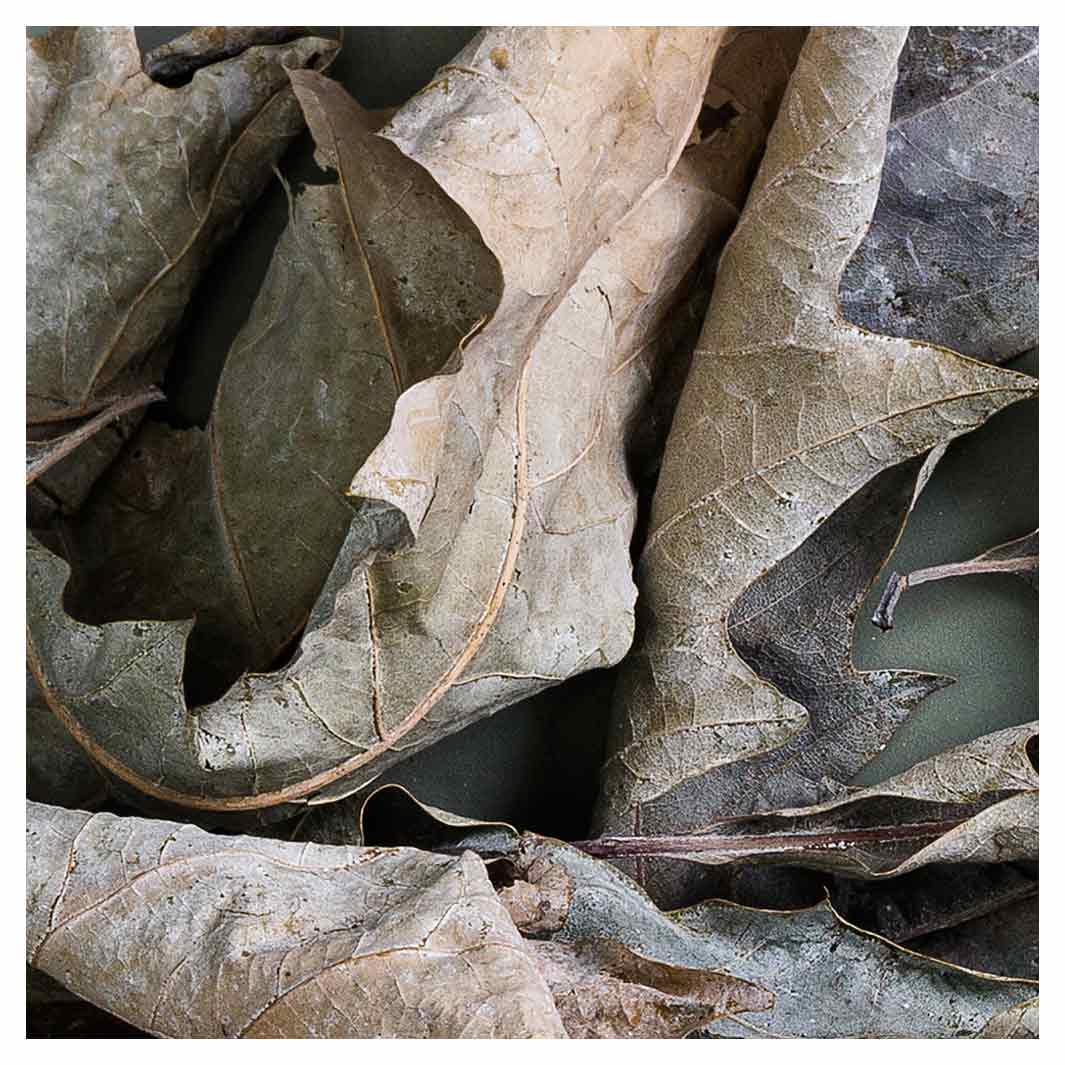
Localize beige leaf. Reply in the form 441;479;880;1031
26;801;564;1037
28;28;734;813
595;26;1037;839
527;939;771;1038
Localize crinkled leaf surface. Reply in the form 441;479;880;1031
621;453;951;905
526;939;770;1039
497;834;1035;1039
28;28;726;813
586;724;1037;878
61;71;502;698
840;27;1038;364
26;28;336;512
595;26;1037;845
26;801;564;1038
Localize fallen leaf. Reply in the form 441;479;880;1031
616;452;953;905
526;939;771;1039
504;834;1036;1038
840;27;1039;364
583;723;1037;878
143;27;306;84
873;530;1038;631
27;27;337;514
28;28;727;813
26;800;565;1038
595;26;1037;848
60;72;502;699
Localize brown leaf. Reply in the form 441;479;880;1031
27;27;337;513
526;939;770;1038
595;27;1037;848
28;28;732;814
582;723;1037;878
26;801;564;1037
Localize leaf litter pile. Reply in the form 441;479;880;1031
26;25;1038;1039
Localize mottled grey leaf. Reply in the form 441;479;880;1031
586;724;1037;878
500;834;1035;1039
840;27;1038;363
26;801;564;1037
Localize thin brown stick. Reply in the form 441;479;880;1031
569;818;966;861
26;386;163;486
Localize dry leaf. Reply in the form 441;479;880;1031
26;27;337;513
28;28;727;813
60;71;502;699
527;939;770;1038
505;834;1036;1038
26;800;565;1037
840;27;1039;364
978;999;1038;1038
595;26;1036;848
623;452;952;905
584;723;1037;878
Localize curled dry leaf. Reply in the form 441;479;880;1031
526;939;771;1039
349;789;1036;1037
61;71;503;698
26;28;337;514
595;26;1037;848
840;27;1039;364
26;801;565;1038
29;28;727;813
502;835;1035;1039
583;723;1037;878
624;452;952;906
873;529;1038;631
143;27;307;84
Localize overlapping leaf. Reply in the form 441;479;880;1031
26;27;337;515
60;73;502;698
595;27;1037;851
840;26;1039;363
499;834;1036;1038
28;28;726;813
585;723;1037;878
